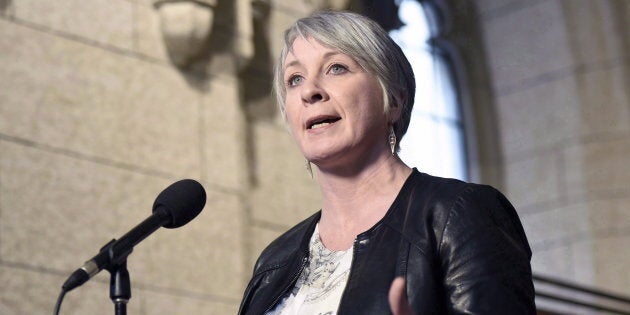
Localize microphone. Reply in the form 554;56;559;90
61;179;206;292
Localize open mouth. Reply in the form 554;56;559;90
307;116;341;129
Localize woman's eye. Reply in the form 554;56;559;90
329;64;348;75
287;75;303;86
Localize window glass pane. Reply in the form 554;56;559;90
390;0;467;180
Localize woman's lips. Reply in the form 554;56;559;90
306;116;341;129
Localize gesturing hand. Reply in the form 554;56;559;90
388;277;417;315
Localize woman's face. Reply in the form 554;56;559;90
282;37;391;169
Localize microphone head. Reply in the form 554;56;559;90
152;179;206;228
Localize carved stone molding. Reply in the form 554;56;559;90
304;0;351;11
154;0;218;67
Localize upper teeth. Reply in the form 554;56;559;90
311;122;330;129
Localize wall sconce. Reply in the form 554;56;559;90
154;0;218;67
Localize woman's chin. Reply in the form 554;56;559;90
303;145;347;165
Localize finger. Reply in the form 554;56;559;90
389;277;415;315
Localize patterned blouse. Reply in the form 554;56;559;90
266;224;354;315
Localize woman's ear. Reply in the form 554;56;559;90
388;102;403;125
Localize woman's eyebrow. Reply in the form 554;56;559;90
284;50;346;72
284;59;301;71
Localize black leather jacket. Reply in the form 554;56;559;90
239;170;536;314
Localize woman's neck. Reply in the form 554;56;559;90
314;153;412;250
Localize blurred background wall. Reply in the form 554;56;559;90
0;0;627;314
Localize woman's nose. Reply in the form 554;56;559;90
300;80;329;104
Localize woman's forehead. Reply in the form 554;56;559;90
283;37;353;69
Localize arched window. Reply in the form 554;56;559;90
389;0;467;181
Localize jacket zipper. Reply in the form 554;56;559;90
262;256;309;314
336;237;359;314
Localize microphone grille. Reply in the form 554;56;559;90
152;179;206;228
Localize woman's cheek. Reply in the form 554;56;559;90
285;107;302;136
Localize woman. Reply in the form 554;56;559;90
239;11;535;315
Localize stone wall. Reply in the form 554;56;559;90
474;0;629;311
0;0;321;313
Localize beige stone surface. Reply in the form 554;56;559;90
135;1;170;62
268;7;300;61
474;0;522;15
561;1;629;66
569;240;596;285
0;266;134;315
248;226;284;270
521;205;590;250
530;245;573;280
0;265;239;315
0;0;14;16
136;1;255;68
480;1;573;94
563;136;630;198
250;122;320;226
136;288;239;314
592;237;630;295
0;140;169;271
201;78;248;191
587;198;630;232
0;19;202;178
129;188;246;298
495;75;580;157
503;151;561;210
0;140;245;298
574;65;630;137
272;0;319;16
12;0;134;51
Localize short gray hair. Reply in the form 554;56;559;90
273;11;415;151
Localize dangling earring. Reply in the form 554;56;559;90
389;126;396;156
306;160;313;178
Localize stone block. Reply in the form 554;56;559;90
521;204;590;250
563;136;630;198
135;1;170;62
592;237;630;295
129;188;247;298
574;65;630;137
0;265;133;315
268;7;301;60
12;0;134;51
250;122;320;226
531;245;573;280
0;140;169;271
135;1;255;68
248;226;283;271
0;265;240;314
272;0;316;17
137;288;239;315
587;198;630;233
201;78;248;191
475;0;523;16
503;151;560;210
0;19;202;178
0;0;14;16
480;1;574;94
569;240;596;286
495;75;580;157
561;1;629;66
0;141;246;299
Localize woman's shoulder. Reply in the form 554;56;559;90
409;171;531;257
404;171;484;210
252;211;320;274
407;170;508;211
400;171;527;243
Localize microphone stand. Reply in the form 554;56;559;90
100;240;132;315
108;259;131;315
